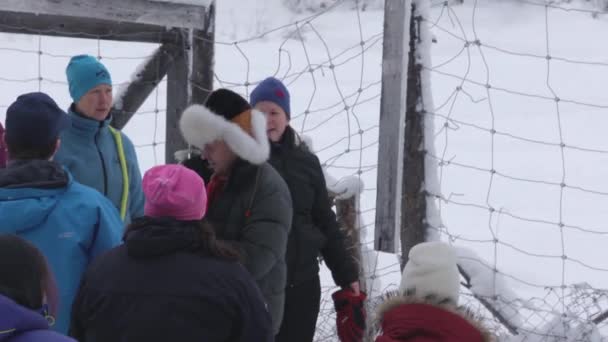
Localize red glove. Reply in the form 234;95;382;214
332;288;367;342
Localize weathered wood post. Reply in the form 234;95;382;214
400;2;427;268
375;0;411;254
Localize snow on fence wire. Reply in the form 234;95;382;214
3;0;608;341
419;0;608;340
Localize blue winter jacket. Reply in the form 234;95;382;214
0;295;75;342
54;106;144;223
0;160;123;334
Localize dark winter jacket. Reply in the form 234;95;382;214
69;217;273;342
187;158;292;333
0;295;75;342
270;127;359;288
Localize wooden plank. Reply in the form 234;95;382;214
400;2;426;268
111;42;184;130
0;12;183;43
165;30;191;164
190;2;215;105
0;0;210;31
374;0;411;253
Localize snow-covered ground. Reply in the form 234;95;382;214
2;0;608;340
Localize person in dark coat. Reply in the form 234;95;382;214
179;88;293;334
69;164;273;342
250;77;362;342
0;234;75;342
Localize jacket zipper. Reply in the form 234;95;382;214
279;151;298;288
95;123;108;196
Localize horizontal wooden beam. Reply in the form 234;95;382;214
111;41;186;130
0;0;210;31
191;2;215;105
0;12;184;43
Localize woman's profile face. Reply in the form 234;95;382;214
255;101;289;143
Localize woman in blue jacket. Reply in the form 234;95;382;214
54;54;145;223
0;234;75;342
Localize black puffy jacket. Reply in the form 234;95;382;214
69;217;273;342
269;127;359;288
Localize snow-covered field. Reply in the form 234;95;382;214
2;0;608;340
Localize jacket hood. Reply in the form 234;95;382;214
125;217;203;258
367;294;494;342
0;295;49;341
0;161;70;234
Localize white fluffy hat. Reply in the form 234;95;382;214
399;241;460;304
179;88;270;165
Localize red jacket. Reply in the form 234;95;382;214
374;300;491;342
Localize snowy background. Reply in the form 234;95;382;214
2;0;608;340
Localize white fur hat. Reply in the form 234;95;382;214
399;241;460;304
179;88;270;165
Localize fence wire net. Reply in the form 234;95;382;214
2;0;608;340
423;0;608;340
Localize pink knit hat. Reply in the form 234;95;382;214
143;164;207;221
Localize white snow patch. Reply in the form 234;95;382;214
113;54;155;111
456;247;524;330
502;315;603;342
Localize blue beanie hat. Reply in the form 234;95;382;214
250;77;291;119
66;55;112;103
5;92;71;148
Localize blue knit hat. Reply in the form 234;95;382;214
250;77;291;119
5;92;71;148
66;55;112;103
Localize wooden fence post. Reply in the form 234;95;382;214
374;0;411;253
400;2;427;269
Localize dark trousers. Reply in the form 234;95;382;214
275;274;321;342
